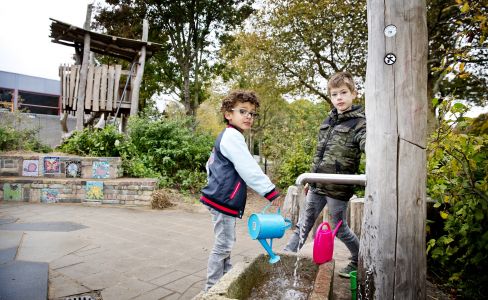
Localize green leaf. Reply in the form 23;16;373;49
475;210;484;221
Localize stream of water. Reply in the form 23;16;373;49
247;259;315;300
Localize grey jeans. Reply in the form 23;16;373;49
204;207;236;291
284;190;359;264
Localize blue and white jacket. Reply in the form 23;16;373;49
200;125;279;218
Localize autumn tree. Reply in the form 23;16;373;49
94;0;255;115
427;0;488;130
227;0;368;106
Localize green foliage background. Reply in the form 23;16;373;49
0;112;51;153
426;101;488;298
57;116;213;193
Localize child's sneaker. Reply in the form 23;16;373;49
338;262;357;278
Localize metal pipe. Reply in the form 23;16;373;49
295;173;367;186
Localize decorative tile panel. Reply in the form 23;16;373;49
92;161;110;179
41;188;59;203
3;183;23;201
43;157;61;174
65;160;82;178
22;160;39;176
86;181;104;200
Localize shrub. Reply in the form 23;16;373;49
151;189;176;209
0;112;51;152
126;116;213;190
426;101;488;298
57;125;127;157
56;116;213;193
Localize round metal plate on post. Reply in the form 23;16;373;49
384;53;396;65
384;25;397;37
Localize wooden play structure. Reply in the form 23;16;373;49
49;5;162;137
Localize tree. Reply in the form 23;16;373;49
427;0;488;130
224;0;486;128
230;0;368;106
94;0;255;115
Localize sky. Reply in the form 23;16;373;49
0;0;93;80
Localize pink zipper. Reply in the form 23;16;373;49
230;181;241;199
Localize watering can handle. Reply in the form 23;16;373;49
261;203;280;214
284;218;292;230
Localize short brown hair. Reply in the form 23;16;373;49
221;90;260;124
327;71;357;95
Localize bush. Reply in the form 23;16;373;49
56;116;213;193
57;125;127;157
0;113;51;152
125;116;213;190
426;102;488;299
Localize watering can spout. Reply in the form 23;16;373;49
258;239;281;264
332;220;343;237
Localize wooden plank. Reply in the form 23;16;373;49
61;65;66;109
85;65;94;110
113;65;122;110
100;64;108;110
106;65;115;111
69;65;77;108
72;65;80;111
92;65;101;112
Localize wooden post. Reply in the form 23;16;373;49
359;0;428;299
129;19;148;116
349;198;364;239
76;4;93;130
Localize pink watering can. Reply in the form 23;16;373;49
313;220;343;264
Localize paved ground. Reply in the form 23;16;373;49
0;199;355;300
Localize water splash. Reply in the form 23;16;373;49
247;262;314;300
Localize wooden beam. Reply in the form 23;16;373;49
76;4;93;130
130;19;148;116
358;0;428;299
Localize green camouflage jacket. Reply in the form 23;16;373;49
311;105;366;201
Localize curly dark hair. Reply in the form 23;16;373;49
220;90;260;124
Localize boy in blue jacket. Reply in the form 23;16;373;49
201;90;281;291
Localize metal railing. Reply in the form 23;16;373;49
295;173;367;186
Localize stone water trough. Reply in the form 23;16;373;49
196;253;335;300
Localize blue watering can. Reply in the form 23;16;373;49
248;204;292;264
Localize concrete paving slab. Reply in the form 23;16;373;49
150;269;190;286
0;247;18;264
131;287;174;300
0;221;88;232
77;270;125;291
164;274;205;294
0;201;355;300
0;230;23;249
48;270;91;299
48;254;85;270
100;277;158;300
16;231;90;262
0;260;48;300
